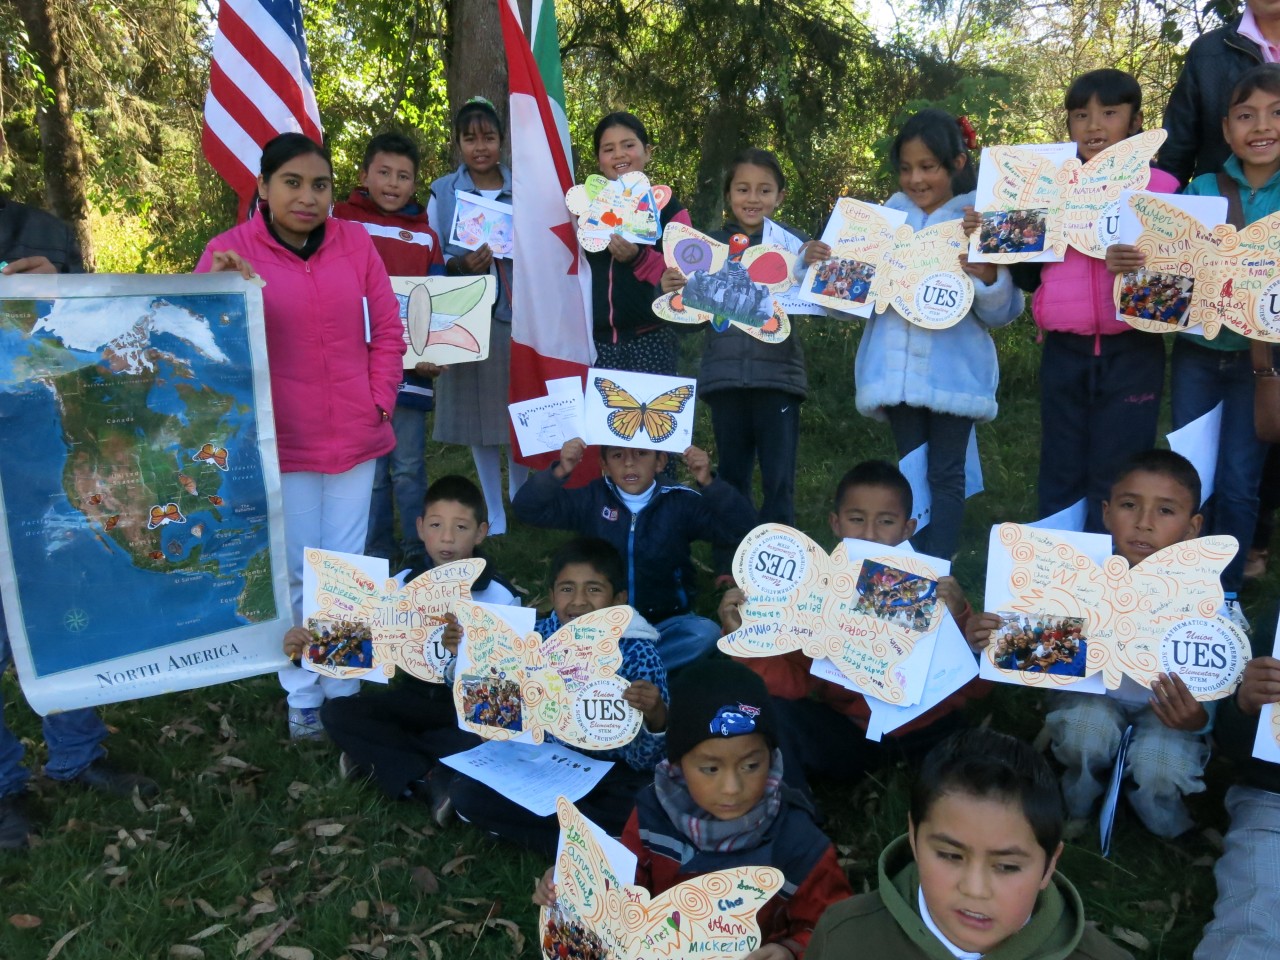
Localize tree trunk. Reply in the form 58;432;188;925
445;0;509;135
12;0;93;268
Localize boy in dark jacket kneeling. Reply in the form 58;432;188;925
807;728;1131;960
513;437;755;672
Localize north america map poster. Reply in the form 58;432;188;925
0;273;291;715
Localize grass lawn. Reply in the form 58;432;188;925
1;315;1271;959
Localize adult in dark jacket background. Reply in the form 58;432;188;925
0;196;157;852
1158;2;1279;184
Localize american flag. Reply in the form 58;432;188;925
201;0;324;204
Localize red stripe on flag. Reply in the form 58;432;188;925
220;2;323;143
509;342;599;481
200;124;257;202
208;62;280;156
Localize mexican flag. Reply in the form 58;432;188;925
500;0;594;470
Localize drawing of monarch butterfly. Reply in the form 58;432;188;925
193;442;229;470
593;378;694;444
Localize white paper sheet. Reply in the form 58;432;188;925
1099;723;1133;857
1253;609;1280;764
1030;499;1087;532
969;142;1076;263
1167;401;1224;506
864;619;979;741
440;741;614;816
979;524;1110;694
510;392;585;458
583;367;697;453
551;802;638;886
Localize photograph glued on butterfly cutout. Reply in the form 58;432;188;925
652;221;795;343
582;367;698;454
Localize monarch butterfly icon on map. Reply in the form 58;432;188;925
581;367;698;453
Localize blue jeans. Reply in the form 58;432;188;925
366;405;428;563
0;603;107;798
653;613;720;673
1171;339;1267;593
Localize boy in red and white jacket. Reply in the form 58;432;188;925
334;133;445;568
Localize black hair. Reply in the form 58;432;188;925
422;474;487;525
1110;449;1202;510
723;148;787;200
833;460;913;517
890;108;976;195
362;132;420;175
259;133;332;181
593;111;651;156
1065;68;1143;114
598;445;665;460
1228;63;1280;113
549;537;626;596
911;728;1064;863
454;98;504;143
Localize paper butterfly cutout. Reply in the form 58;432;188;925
565;172;671;252
804;198;975;330
594;377;694;444
652;222;795;343
984;523;1244;697
147;502;186;529
400;276;492;357
542;796;785;960
1116;193;1280;342
300;549;485;683
975;130;1167;262
193;442;229;470
718;524;947;705
453;601;643;749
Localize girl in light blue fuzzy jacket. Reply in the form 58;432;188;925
854;109;1024;559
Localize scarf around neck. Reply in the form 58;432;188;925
653;750;784;854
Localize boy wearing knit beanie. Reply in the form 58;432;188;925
536;659;851;959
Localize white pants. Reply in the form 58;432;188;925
279;460;376;708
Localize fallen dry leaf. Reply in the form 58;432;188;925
350;901;369;920
8;914;42;929
1112;926;1151;952
411;866;439;895
47;922;89;960
188;923;226;941
313;822;345;838
268;949;313;960
269;838;298;857
169;946;205;959
440;854;475;876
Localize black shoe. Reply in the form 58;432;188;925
0;792;32;851
68;761;159;798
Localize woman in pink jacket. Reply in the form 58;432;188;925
197;133;405;739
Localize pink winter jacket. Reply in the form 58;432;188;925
196;214;405;474
1031;166;1179;341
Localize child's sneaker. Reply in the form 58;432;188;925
287;707;324;740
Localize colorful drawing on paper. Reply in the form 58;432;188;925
449;191;514;257
717;523;948;705
801;198;974;330
1114;192;1280;342
969;130;1167;263
652;222;795;343
0;273;291;715
452;601;643;749
301;548;485;684
301;618;374;679
582;368;697;454
564;171;671;251
980;523;1247;698
391;275;496;367
540;796;785;960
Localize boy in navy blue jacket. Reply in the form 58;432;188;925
513;438;755;672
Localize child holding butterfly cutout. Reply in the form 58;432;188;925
967;451;1214;839
964;70;1177;534
854;109;1024;560
513;438;756;672
533;659;852;959
588;112;692;376
449;538;668;856
661;149;832;578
